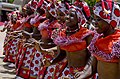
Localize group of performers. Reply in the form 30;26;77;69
0;0;120;79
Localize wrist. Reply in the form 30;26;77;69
50;59;53;64
30;34;32;38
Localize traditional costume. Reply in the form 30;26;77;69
37;1;68;79
52;3;95;78
88;0;120;79
16;0;38;78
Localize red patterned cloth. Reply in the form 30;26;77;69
93;0;120;28
88;30;120;62
16;46;36;78
53;27;93;52
38;19;60;39
12;20;22;30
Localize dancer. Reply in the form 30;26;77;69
76;0;120;79
51;4;94;78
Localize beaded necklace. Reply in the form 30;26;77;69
66;26;80;35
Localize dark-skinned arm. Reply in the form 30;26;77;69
118;59;120;79
22;27;33;39
74;34;97;79
85;34;97;75
32;27;41;40
51;46;66;65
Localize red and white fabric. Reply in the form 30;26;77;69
37;0;48;11
93;0;120;28
69;6;88;26
56;2;69;16
30;51;43;78
47;2;57;17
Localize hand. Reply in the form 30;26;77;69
60;76;71;79
34;42;42;52
74;65;92;79
42;58;51;67
45;49;54;56
24;43;34;47
30;34;32;38
74;71;84;79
